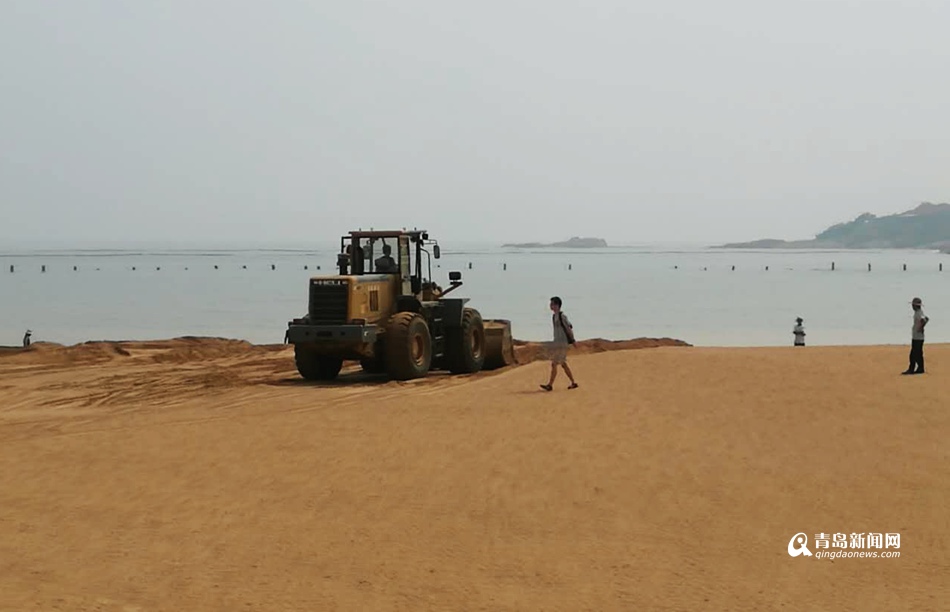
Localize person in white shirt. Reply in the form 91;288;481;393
793;318;806;346
902;297;929;375
540;296;578;391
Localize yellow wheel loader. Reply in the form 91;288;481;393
285;230;514;381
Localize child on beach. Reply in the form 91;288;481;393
793;318;805;346
540;296;578;391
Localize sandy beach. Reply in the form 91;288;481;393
1;338;947;611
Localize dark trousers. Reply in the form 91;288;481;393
909;339;925;372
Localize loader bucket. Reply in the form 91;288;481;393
482;319;516;370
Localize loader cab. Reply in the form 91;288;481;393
337;230;442;299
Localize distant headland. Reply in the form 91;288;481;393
719;203;950;251
502;237;608;248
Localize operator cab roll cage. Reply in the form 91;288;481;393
335;230;459;297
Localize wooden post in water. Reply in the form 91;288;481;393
41;265;46;272
731;265;735;271
503;263;507;271
73;266;78;271
832;262;835;271
903;264;907;271
868;263;871;272
271;264;276;270
9;265;13;273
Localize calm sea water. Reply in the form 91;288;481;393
1;244;948;347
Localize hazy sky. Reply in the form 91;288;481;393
2;0;948;246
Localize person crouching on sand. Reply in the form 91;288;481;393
540;296;578;391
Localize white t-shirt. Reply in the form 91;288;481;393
552;311;573;345
793;324;805;345
912;309;928;340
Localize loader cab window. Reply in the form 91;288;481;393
343;243;365;275
399;237;410;277
374;244;398;273
358;237;399;274
399;236;412;295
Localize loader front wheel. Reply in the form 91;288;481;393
385;312;432;380
446;307;486;374
295;347;343;381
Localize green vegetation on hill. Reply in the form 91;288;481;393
721;203;950;250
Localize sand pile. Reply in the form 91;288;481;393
0;337;285;367
513;336;691;365
142;337;284;364
1;335;687;373
0;341;132;365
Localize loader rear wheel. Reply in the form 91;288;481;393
294;347;343;381
385;312;432;380
446;307;486;374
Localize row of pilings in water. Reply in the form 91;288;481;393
3;262;948;273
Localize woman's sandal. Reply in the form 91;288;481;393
540;384;553;391
568;383;579;390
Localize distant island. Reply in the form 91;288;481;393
503;237;608;248
720;202;950;251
